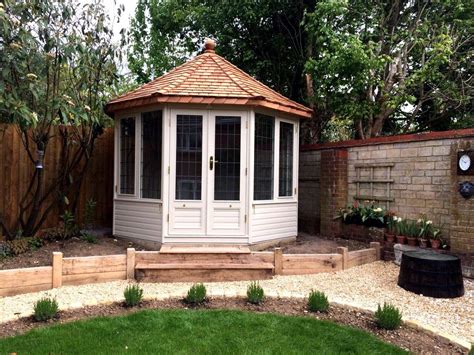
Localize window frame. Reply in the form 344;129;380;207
117;115;138;197
140;110;164;201
252;111;298;203
116;110;164;202
253;113;275;201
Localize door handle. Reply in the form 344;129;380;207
209;156;219;170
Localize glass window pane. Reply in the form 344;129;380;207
254;114;274;200
120;117;135;194
279;122;294;197
215;116;241;201
141;111;162;199
176;115;202;200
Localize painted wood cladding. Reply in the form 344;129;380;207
250;202;298;243
114;200;162;242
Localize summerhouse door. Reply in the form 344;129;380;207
168;110;247;236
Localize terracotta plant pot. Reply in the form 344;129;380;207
407;237;417;246
419;238;429;248
396;235;406;244
385;233;395;244
430;239;441;249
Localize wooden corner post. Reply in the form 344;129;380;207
336;247;348;270
52;252;63;288
126;248;136;280
370;242;381;260
274;248;283;275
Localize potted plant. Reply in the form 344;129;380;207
385;213;396;244
430;228;442;249
406;221;418;246
395;217;407;244
417;216;432;248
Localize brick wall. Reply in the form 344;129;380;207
299;129;474;254
319;149;348;237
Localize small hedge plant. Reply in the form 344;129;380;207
307;290;329;312
185;283;207;305
246;282;264;305
33;297;59;321
124;284;144;307
375;303;402;330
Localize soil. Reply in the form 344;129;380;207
0;297;467;354
266;233;370;254
0;236;151;270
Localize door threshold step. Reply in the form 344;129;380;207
159;245;251;254
135;262;274;270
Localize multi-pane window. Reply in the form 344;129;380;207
214;116;241;200
141;111;162;199
120;117;135;194
254;114;274;200
279;122;294;197
176;115;203;200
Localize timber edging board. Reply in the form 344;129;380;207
0;243;381;297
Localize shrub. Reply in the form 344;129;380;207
84;198;97;229
246;282;264;305
375;303;402;330
185;283;207;305
307;290;329;312
81;232;97;244
33;297;59;321
124;284;144;307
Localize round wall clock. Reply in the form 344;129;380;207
459;154;471;171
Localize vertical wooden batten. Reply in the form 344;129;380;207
126;248;136;280
52;251;63;288
336;247;348;270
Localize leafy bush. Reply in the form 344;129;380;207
124;284;144;307
28;237;44;251
59;211;79;240
336;202;387;228
246;282;264;305
307;290;329;312
5;238;29;255
81;233;97;244
84;198;97;229
375;303;402;330
185;283;207;305
33;298;59;321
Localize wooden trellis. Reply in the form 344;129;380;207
353;163;394;209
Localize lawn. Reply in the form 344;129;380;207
0;309;406;354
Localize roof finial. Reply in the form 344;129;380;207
204;38;216;52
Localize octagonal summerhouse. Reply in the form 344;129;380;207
105;39;312;248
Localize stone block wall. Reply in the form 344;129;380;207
299;129;474;254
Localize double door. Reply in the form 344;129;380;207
168;110;247;236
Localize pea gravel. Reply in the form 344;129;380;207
0;261;472;344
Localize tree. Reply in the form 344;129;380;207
0;0;124;239
305;0;473;139
128;0;472;142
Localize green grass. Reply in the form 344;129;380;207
0;309;407;354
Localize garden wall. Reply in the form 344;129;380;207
0;124;114;235
299;129;474;254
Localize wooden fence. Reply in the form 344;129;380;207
0;124;114;234
0;243;381;297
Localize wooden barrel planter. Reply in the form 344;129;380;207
398;251;464;298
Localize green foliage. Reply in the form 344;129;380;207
5;238;29;255
80;233;97;244
27;236;44;251
307;290;329;313
184;283;207;305
83;199;97;229
0;310;407;354
375;303;402;330
33;298;59;321
417;215;433;239
60;211;79;240
246;282;265;305
406;221;420;239
337;202;386;228
124;284;144;307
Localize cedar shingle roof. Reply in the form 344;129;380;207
106;40;312;119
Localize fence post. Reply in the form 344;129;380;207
370;242;381;260
52;252;63;288
274;248;283;275
336;247;348;270
126;248;136;280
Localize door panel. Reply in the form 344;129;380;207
169;112;207;235
207;113;247;235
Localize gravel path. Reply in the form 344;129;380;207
1;261;472;344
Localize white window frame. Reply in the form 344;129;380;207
117;114;139;198
276;118;297;200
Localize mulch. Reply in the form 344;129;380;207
0;297;467;354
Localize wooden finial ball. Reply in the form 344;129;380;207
204;38;216;52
